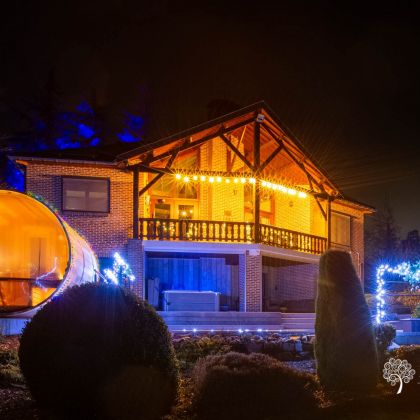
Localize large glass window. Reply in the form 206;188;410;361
62;177;110;212
331;212;351;247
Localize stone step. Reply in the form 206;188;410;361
281;313;316;319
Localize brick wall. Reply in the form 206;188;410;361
262;258;318;307
126;239;145;298
245;252;262;311
238;254;246;311
25;162;133;258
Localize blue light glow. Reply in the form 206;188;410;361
76;101;94;115
117;130;139;143
376;261;420;323
78;123;95;139
103;252;135;286
5;160;25;191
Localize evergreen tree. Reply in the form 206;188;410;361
364;203;401;291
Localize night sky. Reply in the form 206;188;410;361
1;1;419;234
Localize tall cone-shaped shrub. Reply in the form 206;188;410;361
315;250;378;393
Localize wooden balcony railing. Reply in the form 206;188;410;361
139;218;253;243
259;224;327;255
139;218;327;255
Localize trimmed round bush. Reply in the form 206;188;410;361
19;283;179;419
315;250;378;393
192;352;318;419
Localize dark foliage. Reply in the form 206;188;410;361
315;250;379;393
374;323;397;365
19;283;179;419
192;352;318;420
173;336;231;370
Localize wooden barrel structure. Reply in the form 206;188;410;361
0;190;98;318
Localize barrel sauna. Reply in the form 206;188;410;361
0;190;99;318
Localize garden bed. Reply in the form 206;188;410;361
1;334;420;420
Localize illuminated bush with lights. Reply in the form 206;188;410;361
19;283;179;418
315;250;378;393
192;352;318;419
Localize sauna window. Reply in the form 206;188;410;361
62;177;110;212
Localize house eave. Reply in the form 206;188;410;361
8;155;121;168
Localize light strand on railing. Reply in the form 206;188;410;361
174;173;307;198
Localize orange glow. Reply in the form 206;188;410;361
0;191;70;313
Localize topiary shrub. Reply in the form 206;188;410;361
315;250;378;393
192;352;318;419
374;323;396;365
19;283;179;419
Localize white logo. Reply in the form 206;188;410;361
383;358;416;394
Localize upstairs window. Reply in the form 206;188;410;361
331;212;351;247
62;177;110;212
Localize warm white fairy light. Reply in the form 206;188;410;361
173;173;308;198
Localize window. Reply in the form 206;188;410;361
62;177;110;212
331;212;351;247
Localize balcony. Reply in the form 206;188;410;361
139;218;327;255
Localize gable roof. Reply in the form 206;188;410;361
116;101;341;197
9;101;375;210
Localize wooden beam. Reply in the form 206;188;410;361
140;119;254;166
281;145;326;193
228;125;247;171
255;145;282;175
138;173;164;197
314;196;328;221
327;197;332;248
261;123;326;192
133;166;139;239
254;121;261;243
220;133;254;170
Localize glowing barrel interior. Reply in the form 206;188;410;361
0;190;98;316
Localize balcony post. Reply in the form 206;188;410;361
254;119;261;243
133;166;139;239
327;196;331;249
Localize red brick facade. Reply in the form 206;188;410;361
25;162;133;258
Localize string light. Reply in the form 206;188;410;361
375;261;420;323
173;173;309;198
103;252;135;286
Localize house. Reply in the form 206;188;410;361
8;101;374;316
